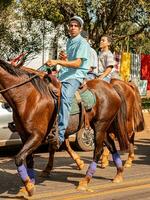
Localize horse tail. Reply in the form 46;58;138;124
128;82;145;132
113;85;129;151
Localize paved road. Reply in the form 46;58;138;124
0;113;150;200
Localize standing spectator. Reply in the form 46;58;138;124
112;51;121;79
81;31;98;80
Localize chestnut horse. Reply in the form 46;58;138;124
100;78;145;168
42;78;145;180
17;66;145;171
0;59;128;196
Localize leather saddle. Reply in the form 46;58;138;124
44;74;92;131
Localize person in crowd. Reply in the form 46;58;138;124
97;35;115;83
97;35;117;166
81;31;98;80
45;16;90;149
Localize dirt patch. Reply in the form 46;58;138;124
135;112;150;139
143;112;150;131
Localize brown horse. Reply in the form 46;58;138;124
42;78;145;190
0;59;128;196
18;66;145;170
100;78;145;168
43;78;144;175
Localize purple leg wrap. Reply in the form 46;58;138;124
86;161;97;177
27;168;35;184
112;152;122;168
17;164;28;182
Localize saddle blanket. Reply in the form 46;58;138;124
70;89;96;115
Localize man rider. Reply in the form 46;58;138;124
46;16;90;149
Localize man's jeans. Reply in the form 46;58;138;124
58;79;81;144
87;72;111;83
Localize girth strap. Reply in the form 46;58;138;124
75;91;84;131
75;91;90;132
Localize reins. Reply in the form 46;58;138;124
0;74;38;93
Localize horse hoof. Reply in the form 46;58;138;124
100;158;109;168
18;187;28;196
124;161;132;168
76;184;87;191
124;163;132;168
24;178;36;196
112;176;123;183
76;179;88;191
100;162;109;169
28;186;35;196
40;170;50;178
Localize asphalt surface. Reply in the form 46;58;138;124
0;113;150;200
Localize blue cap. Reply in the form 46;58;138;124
70;16;84;27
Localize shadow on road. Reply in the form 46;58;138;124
134;138;150;165
0;136;149;198
0;151;108;197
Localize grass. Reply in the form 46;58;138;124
141;98;150;110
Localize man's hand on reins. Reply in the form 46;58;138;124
46;60;58;67
59;51;67;60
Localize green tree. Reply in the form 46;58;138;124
0;0;149;58
18;0;149;52
0;0;48;59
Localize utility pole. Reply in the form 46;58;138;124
42;19;45;65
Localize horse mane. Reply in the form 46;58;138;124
0;59;26;76
0;59;49;95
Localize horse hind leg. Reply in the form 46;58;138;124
100;146;110;168
65;138;84;170
40;143;56;177
124;132;135;168
105;135;124;183
26;154;35;183
100;133;116;168
77;122;106;191
41;137;85;178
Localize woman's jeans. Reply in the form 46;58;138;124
58;79;81;143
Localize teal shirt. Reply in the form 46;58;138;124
58;34;90;83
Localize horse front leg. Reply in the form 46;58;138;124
65;137;84;170
77;122;106;191
26;154;35;183
124;132;135;168
15;133;43;196
19;154;35;195
40;144;56;177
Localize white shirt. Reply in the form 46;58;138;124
98;50;115;78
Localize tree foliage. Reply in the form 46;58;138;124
0;0;149;59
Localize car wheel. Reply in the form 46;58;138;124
76;128;94;151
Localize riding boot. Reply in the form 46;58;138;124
48;126;62;151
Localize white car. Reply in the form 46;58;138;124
0;101;94;151
0;101;21;147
